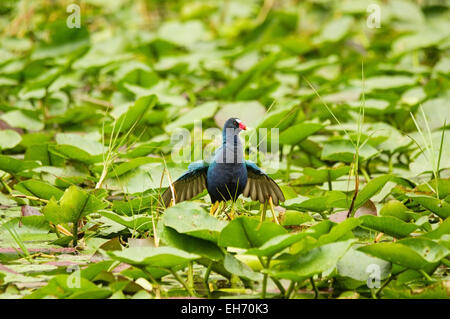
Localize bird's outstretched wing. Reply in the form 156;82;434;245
242;161;285;206
160;161;209;208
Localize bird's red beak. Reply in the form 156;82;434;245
239;122;247;130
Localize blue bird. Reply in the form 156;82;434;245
161;118;285;221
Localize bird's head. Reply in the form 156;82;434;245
223;117;247;135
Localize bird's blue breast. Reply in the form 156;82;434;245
207;162;247;202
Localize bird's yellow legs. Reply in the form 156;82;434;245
210;201;220;216
259;197;280;224
269;197;280;224
210;198;279;223
210;201;233;219
229;201;236;220
259;202;267;224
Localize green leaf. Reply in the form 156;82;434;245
165;101;219;132
402;87;426;106
286;55;338;73
321;139;378;163
109;94;157;133
32;166;89;188
31;21;89;60
383;280;450;299
359;215;418;238
337;247;391;282
435;56;450;75
218;54;278;99
25;275;110;299
422;218;450;240
40;199;70;225
111;196;154;216
379;200;410;221
50;144;102;164
103;163;169;194
418;98;449;131
358;240;446;270
115;61;159;88
108;157;162;177
60;186;105;215
397;238;449;264
314;16;354;44
157;222;224;261
0;110;44;131
289;220;334;254
245;218;350;258
0;215;57;245
269;239;356;281
280;210;313;226
353;175;392;210
218;217;287;249
317;218;361;245
56;133;104;155
293;166;350;186
15;179;64;201
107;246;199;268
163;202;227;243
279;122;324;145
51;133;106;164
80;260;116;281
286;191;346;213
24;143;65;166
409;195;450;219
0;155;40;174
158;20;208;47
246;232;314;257
391;28;449;57
0;130;21;150
223;253;263;281
349;99;392;115
42;186;106;224
352;76;416;91
97;210;153;232
409;130;450;176
256;107;298;132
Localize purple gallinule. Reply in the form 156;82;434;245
161;118;285;222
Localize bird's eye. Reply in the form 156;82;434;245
233;121;237;126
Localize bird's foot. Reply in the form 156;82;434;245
259;202;267;224
269;197;280;224
210;201;220;216
229;203;235;220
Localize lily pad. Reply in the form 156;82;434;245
321;140;379;163
359;215;418;238
163;202;227;243
223;253;263;281
0;130;21;150
337;247;391;282
157;222;224;261
269;239;356;281
279;122;324;145
358;239;448;270
42;186;107;224
409;195;450;219
108;246;199;268
218;217;287;249
15;179;64;201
